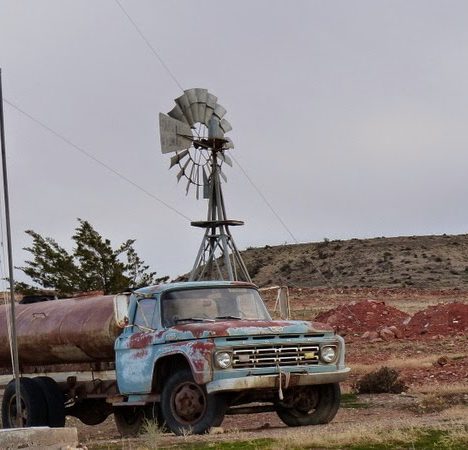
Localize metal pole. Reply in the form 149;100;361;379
0;68;23;427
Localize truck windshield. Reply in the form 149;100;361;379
161;287;271;327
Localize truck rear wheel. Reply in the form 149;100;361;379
114;403;165;437
114;406;145;437
161;369;226;435
275;383;341;427
1;377;47;427
34;376;66;427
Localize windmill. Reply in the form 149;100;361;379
159;88;251;282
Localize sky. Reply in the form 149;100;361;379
1;0;468;282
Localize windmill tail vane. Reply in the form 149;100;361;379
159;88;251;282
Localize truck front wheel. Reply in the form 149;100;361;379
161;369;226;435
275;383;341;427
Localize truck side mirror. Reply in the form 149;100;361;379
114;294;130;328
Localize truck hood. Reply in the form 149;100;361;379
164;319;333;341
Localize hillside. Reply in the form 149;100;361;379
241;234;468;289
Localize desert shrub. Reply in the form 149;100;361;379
353;367;407;394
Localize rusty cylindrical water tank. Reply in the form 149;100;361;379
0;294;128;368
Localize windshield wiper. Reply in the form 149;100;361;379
215;315;242;320
174;317;215;323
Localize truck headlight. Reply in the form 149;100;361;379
321;345;337;363
214;351;232;369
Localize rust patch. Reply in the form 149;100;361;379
172;320;305;339
187;341;213;374
132;349;149;359
129;332;152;349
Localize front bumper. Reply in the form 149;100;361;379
206;367;350;394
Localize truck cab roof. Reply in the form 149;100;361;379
134;280;257;297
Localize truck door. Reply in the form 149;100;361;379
115;296;161;394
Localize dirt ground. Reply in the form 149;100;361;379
74;288;467;449
75;392;467;448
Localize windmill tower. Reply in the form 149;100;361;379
159;88;251;282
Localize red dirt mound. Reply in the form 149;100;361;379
314;300;410;335
404;302;468;337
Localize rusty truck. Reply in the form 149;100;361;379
0;281;350;435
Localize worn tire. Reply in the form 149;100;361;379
161;369;226;435
1;377;47;427
275;383;341;427
34;376;66;427
114;402;168;437
114;406;146;437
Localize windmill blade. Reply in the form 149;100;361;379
175;92;195;126
219;152;233;167
223;137;234;150
185;88;201;123
204;106;215;127
167;104;188;124
195;88;208;123
208;116;224;139
177;157;191;182
220;118;232;133
198;103;206;127
186;177;192;195
204;93;218;125
186;88;209;125
206;92;217;109
169;149;189;168
213;104;227;120
219;168;227;183
159;113;193;154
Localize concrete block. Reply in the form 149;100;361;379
0;426;78;449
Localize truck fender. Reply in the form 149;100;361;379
152;340;215;390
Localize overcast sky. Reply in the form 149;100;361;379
1;0;468;282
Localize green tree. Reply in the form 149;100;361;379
17;219;167;297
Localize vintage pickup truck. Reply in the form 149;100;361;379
0;281;349;435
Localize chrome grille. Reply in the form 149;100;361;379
232;345;320;368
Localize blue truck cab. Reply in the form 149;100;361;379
114;281;350;435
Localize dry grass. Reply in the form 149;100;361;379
274;422;421;449
351;357;434;375
411;381;468;395
403;381;468;414
273;421;468;449
350;353;465;375
386;298;445;314
439;405;468;421
139;419;163;450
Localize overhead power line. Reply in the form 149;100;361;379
114;0;184;92
230;154;299;244
3;98;191;222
